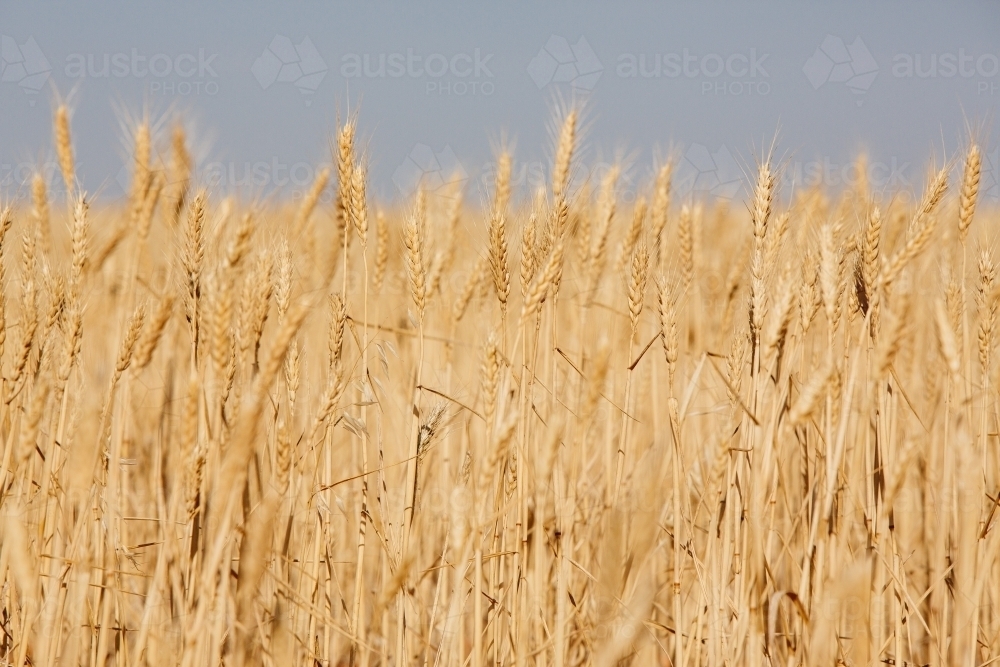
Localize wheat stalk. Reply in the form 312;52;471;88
3;106;1000;667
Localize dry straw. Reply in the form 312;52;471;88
1;110;998;667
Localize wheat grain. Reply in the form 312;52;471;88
328;292;347;374
487;208;510;315
586;166;620;304
164;123;193;227
403;206;427;321
10;278;37;391
678;203;694;292
748;159;775;351
860;205;881;317
481;333;500;428
959;144;981;241
658;277;679;389
519;213;538;298
351;162;370;246
129;122;152;226
31;173;50;255
296;166;331;236
54;105;75;196
552;110;577;202
134;294;174;371
618;197;646;273
453;257;487;322
880;167;948;289
336;121;357;233
494;152;512;214
819;223;842;334
934;298;960;376
650;162;672;265
627;241;649;334
978;250;997;373
521;239;563;321
182;191;206;351
374;208;390;293
789;358;834;426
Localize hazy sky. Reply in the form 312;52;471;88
1;1;998;206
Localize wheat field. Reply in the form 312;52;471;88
0;106;997;667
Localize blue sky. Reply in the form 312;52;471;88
1;1;998;205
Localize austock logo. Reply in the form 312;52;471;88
64;48;220;97
392;144;468;199
1;35;51;104
803;35;878;105
782;155;912;195
675;144;744;201
252;35;328;104
340;48;495;96
198;158;334;197
528;35;603;92
616;48;771;97
806;37;1000;101
892;50;1000;79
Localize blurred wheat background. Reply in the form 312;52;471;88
0;105;997;667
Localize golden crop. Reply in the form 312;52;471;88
0;106;996;666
